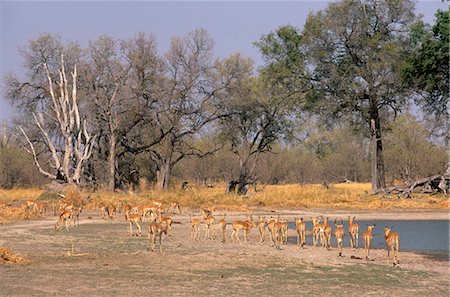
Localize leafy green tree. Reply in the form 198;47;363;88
215;52;300;195
259;0;418;193
402;9;449;142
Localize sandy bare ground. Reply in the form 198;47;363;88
0;209;448;297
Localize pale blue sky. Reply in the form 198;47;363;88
0;1;447;122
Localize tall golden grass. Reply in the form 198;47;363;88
0;183;447;216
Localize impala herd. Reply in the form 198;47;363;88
15;198;400;265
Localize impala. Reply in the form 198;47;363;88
55;210;72;231
333;218;345;257
384;226;400;265
125;211;143;237
348;216;360;250
140;204;158;221
267;216;279;245
272;221;284;250
158;214;173;239
148;222;168;253
295;217;306;248
107;204;117;220
257;216;267;244
218;214;227;243
71;206;83;227
122;204;132;216
22;200;38;215
203;213;216;240
321;217;332;250
200;207;215;219
231;215;256;244
35;201;47;215
280;219;288;245
311;217;322;247
362;225;375;261
168;202;181;214
190;215;201;241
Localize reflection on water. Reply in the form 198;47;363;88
287;220;449;253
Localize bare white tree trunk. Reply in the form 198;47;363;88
20;54;96;184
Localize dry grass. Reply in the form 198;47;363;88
0;183;447;222
65;182;450;212
0;188;43;202
0;247;25;265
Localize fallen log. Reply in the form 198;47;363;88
381;175;449;198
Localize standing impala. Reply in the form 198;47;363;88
295;217;306;248
348;216;360;250
267;216;278;246
362;225;376;261
257;216;267;244
218;214;227;243
203;213;216;240
125;211;143;237
148;222;168;253
231;215;256;244
333;218;345;257
190;215;201;241
322;217;332;250
384;226;400;265
312;217;325;247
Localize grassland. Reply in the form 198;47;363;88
0;182;447;220
0;211;448;297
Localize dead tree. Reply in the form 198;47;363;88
19;54;96;184
226;180;239;193
382;175;449;198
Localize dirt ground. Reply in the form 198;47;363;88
0;209;448;297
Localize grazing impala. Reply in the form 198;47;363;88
231;215;256;244
190;215;201;241
148;222;168;253
55;210;72;231
348;216;360;250
295;217;306;248
384;226;400;265
362;225;376;261
333;218;345;257
218;214;227;243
